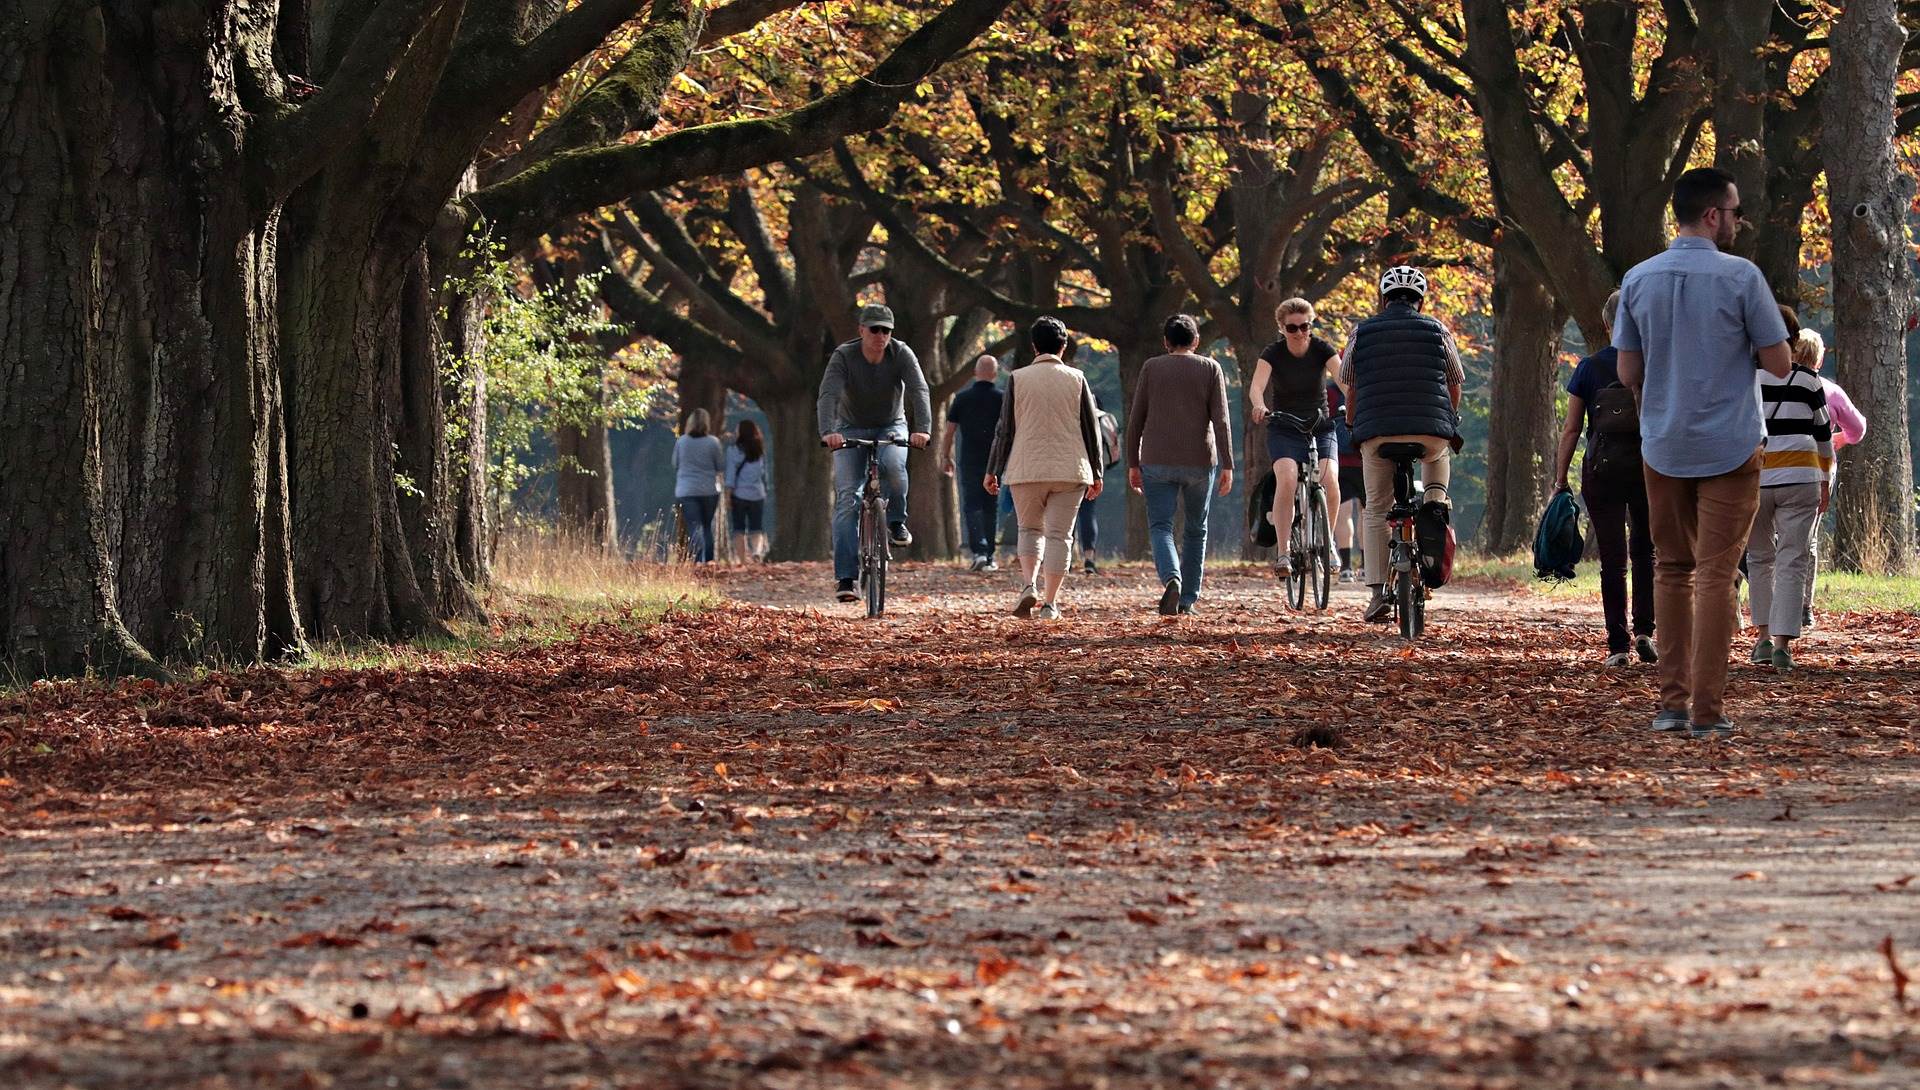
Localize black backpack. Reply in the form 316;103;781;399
1583;382;1642;484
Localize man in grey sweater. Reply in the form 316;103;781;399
1126;314;1235;615
818;304;932;601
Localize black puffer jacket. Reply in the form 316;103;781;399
1348;304;1457;445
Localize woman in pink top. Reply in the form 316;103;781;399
1793;330;1864;625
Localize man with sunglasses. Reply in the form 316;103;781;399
819;304;932;602
1614;166;1791;740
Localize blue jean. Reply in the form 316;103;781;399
1141;464;1216;605
959;462;997;558
832;425;909;581
678;494;718;563
1075;495;1098;553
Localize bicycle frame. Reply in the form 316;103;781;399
832;436;908;617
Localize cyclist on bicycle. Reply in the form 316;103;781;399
1250;297;1343;580
1341;267;1463;623
819;304;932;602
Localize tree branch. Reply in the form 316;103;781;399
254;0;456;204
727;178;796;317
618;197;786;357
590;234;764;395
831;143;1124;340
493;0;705;181
700;0;813;45
469;0;1015;244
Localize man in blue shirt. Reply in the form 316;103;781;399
1615;167;1792;740
940;354;1004;570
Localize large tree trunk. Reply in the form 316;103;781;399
3;3;300;678
1480;241;1566;554
1705;0;1772;268
279;224;441;642
1115;336;1158;560
763;392;833;561
1824;0;1918;573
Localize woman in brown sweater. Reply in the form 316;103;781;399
985;317;1106;619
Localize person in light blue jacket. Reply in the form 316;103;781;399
727;419;770;562
672;409;725;563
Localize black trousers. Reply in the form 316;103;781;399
1583;471;1654;654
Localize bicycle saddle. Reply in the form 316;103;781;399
1376;442;1428;462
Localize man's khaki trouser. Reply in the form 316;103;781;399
1360;435;1451;587
1644;450;1762;724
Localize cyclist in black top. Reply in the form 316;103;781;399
1249;298;1343;579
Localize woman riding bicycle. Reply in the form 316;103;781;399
1249;298;1343;579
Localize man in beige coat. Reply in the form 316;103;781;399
985;317;1106;620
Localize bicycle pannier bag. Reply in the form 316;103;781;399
1415;499;1455;588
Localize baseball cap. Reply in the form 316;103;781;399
858;304;895;330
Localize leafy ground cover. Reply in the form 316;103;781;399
1455;551;1920;617
0;561;1915;1088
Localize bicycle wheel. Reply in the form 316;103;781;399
1311;488;1332;610
866;548;886;617
1396;566;1419;641
858;500;877;589
1285;507;1307;609
859;500;885;616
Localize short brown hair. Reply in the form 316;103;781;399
1276;298;1315;323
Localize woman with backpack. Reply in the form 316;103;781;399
1554;290;1657;669
726;418;769;563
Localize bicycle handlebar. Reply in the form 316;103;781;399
1266;410;1337;438
822;437;914;448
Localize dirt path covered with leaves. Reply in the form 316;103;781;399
2;562;1917;1089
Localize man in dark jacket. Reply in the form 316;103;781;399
940;353;1004;570
1341;266;1464;622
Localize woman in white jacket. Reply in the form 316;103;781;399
984;317;1105;620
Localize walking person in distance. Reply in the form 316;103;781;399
941;354;1004;572
726;418;769;563
984;317;1105;620
672;408;725;565
1126;314;1235;616
1554;289;1657;669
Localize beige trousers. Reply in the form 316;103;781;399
1360;435;1451;586
1010;481;1086;576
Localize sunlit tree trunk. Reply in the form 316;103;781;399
1824;0;1917;573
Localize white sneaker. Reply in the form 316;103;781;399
1604;651;1632;668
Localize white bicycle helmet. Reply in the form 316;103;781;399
1378;265;1428;299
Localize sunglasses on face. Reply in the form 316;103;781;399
1713;204;1745;220
866;326;893;335
1283;322;1312;333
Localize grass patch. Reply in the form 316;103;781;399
1456;551;1920;615
303;530;714;671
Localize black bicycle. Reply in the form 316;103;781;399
1376;442;1430;640
1267;410;1338;611
827;436;910;618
